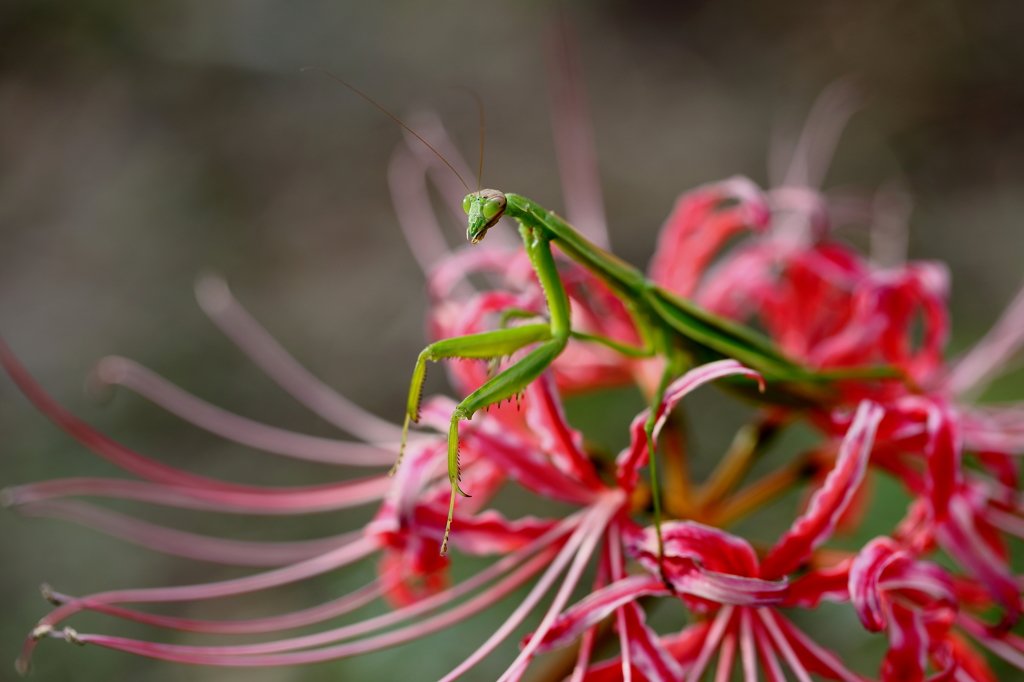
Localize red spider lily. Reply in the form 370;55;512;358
788;536;965;682
522;400;884;682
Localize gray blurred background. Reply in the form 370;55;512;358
2;1;1024;680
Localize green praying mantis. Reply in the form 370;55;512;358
405;189;897;555
307;69;898;556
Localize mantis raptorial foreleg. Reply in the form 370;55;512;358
395;323;552;473
396;322;569;554
398;216;583;554
438;334;568;553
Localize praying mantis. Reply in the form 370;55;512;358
404;189;898;555
308;69;897;556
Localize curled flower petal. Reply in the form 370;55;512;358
937;495;1019;621
761;399;883;579
849;537;957;634
628;522;789;608
649;176;770;299
617;360;764;493
880;601;930;682
850;537;906;632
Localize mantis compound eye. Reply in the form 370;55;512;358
462;195;473;214
481;197;504;221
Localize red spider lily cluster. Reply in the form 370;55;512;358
7;83;1024;682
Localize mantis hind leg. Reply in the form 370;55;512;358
440;334;568;555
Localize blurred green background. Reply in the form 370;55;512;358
2;1;1024;680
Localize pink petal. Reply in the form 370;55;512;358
628;523;788;608
410;505;559;555
437;494;621;682
617;361;763;492
629;521;760;577
415;396;599;505
524;372;604;490
0;477;383;515
29;546;555;669
696;243;782;322
753;614;788;682
649;177;769;298
849;537;906;632
0;335;391;510
946;632;998;682
944;274;1024;398
40;579;384;635
937;495;1019;621
880;601;928;682
686;606;735;682
756;609;815;682
93;356;394;466
496;494;623;682
465;419;601;504
620;602;685;682
923;402;962;522
194;275;402;443
14;498;359;566
22;517;581;672
759;245;865;361
18;537;377;668
529;574;669;653
761;400;883;579
960;405;1024;455
957;615;1024;673
576;622;711;682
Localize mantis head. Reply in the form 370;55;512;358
463;189;507;244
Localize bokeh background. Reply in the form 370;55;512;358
2;1;1024;680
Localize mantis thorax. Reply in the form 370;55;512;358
463;189;507;244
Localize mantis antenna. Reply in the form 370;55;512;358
476;94;484;193
463;88;485;193
447;84;488;193
301;67;471;193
